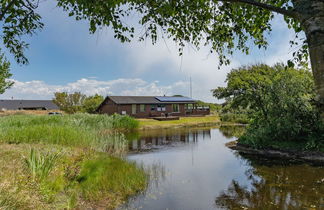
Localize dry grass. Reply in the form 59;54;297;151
138;115;220;130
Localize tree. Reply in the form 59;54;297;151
214;64;323;147
1;0;324;116
213;64;315;120
0;51;14;94
82;94;104;113
53;92;86;114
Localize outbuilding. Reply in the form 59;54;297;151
0;100;59;111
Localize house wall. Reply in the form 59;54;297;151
99;102;209;118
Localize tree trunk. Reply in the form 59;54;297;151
296;1;324;119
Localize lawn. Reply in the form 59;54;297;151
138;115;220;129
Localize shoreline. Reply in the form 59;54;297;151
226;140;324;164
138;116;246;130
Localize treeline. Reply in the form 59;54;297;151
214;63;323;151
53;92;104;114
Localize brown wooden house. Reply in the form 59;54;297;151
96;96;210;118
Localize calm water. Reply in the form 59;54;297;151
123;126;324;210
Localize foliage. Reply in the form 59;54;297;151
53;92;86;114
219;113;249;124
214;64;323;150
0;0;43;64
53;92;104;114
0;0;314;68
0;50;14;94
25;148;60;181
196;100;221;112
82;94;104;113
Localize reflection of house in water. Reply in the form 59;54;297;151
130;129;211;151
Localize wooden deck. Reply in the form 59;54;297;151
152;116;180;121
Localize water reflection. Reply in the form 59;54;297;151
124;127;324;210
218;125;246;138
128;127;212;152
215;155;324;210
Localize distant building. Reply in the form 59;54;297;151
0;100;59;111
96;96;210;118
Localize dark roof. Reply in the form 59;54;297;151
0;100;59;110
107;96;197;104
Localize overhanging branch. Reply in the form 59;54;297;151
0;0;19;21
218;0;298;19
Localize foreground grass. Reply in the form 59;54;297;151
139;115;220;129
0;114;146;209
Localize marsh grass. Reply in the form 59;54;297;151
25;148;60;181
0;114;138;156
0;114;146;209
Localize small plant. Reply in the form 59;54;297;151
25;148;60;181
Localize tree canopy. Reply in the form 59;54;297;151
216;64;323;149
1;0;324;115
0;0;310;66
0;50;13;94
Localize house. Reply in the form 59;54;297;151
0;100;59;111
96;96;210;118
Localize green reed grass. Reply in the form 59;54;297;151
0;114;138;155
25;148;60;181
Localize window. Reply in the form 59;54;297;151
185;104;193;110
157;104;166;111
140;104;145;112
150;105;156;111
132;104;136;114
172;104;179;112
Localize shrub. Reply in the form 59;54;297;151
25;148;60;181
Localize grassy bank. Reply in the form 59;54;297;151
138;116;220;130
0;114;146;209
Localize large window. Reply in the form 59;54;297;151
140;104;145;112
172;104;179;112
150;105;156;111
157;104;166;111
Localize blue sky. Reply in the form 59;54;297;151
1;1;297;102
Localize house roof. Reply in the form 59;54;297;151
108;96;197;104
0;100;59;110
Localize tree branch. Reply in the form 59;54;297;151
0;0;19;21
218;0;298;19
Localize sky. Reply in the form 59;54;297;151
0;1;298;102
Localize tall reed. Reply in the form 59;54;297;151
25;148;60;181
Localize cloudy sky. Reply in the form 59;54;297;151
1;1;297;102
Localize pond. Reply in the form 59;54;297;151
123;126;324;210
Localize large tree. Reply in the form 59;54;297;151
1;0;324;115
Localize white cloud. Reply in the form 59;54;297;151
0;78;192;100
